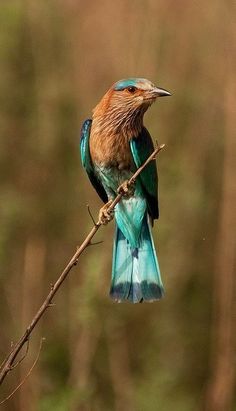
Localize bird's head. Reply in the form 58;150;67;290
112;78;171;106
92;78;171;137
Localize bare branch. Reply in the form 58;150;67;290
0;144;165;389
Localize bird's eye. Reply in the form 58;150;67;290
127;86;136;93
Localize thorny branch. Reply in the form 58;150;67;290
0;144;165;393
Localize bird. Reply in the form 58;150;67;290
80;78;171;303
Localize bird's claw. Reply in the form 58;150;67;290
117;180;135;198
98;200;114;225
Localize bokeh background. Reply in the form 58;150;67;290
0;1;235;410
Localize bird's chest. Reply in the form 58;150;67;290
89;129;133;170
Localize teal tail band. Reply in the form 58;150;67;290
110;216;164;303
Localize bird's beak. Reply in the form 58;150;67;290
152;87;171;97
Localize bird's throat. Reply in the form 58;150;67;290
92;105;145;140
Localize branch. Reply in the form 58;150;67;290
0;143;165;388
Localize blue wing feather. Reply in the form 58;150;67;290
130;127;159;220
80;119;108;203
80;119;93;170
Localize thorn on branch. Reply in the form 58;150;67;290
47;303;56;308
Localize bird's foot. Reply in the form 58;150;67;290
98;200;114;225
117;180;135;198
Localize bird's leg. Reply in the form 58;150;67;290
117;180;135;198
98;200;114;225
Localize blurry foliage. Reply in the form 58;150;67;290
0;1;235;411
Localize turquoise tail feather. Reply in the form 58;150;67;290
110;215;164;303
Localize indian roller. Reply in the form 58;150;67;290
80;78;171;303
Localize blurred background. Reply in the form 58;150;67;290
0;1;235;410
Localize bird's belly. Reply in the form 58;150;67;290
90;128;137;196
94;163;132;195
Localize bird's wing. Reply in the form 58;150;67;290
80;119;108;203
130;127;159;220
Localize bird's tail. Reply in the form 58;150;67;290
110;215;164;303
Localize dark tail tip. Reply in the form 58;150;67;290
110;281;164;303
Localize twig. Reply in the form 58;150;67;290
87;204;97;226
89;240;104;246
0;338;44;406
0;144;165;388
10;339;29;370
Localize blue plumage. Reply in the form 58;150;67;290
111;214;163;302
114;78;149;91
80;119;108;203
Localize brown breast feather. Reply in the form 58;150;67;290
89;125;133;170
